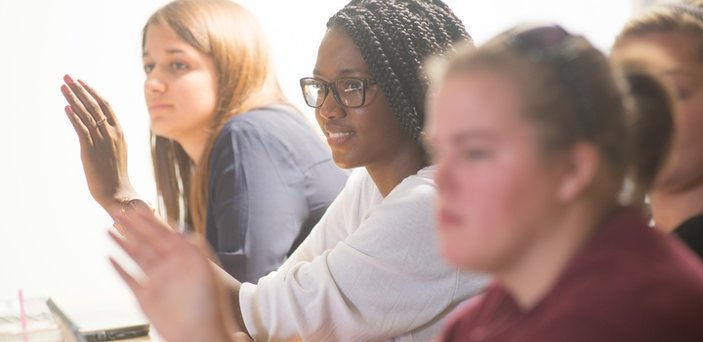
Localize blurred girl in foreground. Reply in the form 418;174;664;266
428;23;703;341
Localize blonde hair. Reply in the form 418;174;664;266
143;0;287;234
433;25;676;206
615;0;703;53
431;25;635;203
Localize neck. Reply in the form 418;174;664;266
366;144;426;197
497;202;610;311
174;129;212;166
650;184;703;233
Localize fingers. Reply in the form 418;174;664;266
61;77;95;127
78;79;120;128
109;230;161;274
61;74;109;138
113;214;169;261
112;221;126;236
132;207;179;243
113;208;178;257
109;257;145;301
61;84;101;143
64;105;93;146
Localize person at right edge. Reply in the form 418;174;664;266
612;0;703;258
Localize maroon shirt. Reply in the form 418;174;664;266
438;208;703;342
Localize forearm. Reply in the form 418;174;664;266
99;184;140;215
229;281;248;337
212;261;249;336
108;187;158;235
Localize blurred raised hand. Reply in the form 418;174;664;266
109;207;250;342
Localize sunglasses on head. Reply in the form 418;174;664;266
505;24;595;137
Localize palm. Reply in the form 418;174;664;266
140;246;217;340
109;209;237;342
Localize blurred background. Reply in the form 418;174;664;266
0;0;641;301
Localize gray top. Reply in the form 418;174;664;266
206;106;348;283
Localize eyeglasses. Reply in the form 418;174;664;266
506;24;594;136
299;77;377;109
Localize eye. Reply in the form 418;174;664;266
676;87;693;100
312;82;326;93
461;148;490;161
342;80;364;93
171;61;188;71
143;63;154;74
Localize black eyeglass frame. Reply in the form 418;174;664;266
299;77;378;109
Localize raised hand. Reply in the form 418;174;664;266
60;74;137;213
109;207;247;342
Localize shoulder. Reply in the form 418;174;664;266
557;209;703;299
342;165;438;251
333;167;380;208
357;165;438;222
218;106;300;139
383;165;437;208
214;106;332;166
537;210;703;339
211;107;304;157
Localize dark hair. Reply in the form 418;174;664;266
327;0;472;142
615;0;703;59
622;70;673;204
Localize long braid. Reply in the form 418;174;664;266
328;0;472;142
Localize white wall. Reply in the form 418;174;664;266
0;0;632;301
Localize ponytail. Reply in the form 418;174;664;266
621;70;674;207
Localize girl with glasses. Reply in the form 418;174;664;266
108;0;488;340
427;23;703;341
60;0;348;283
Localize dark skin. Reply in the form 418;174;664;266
106;26;427;340
314;27;427;196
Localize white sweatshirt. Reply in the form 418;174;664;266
239;166;488;341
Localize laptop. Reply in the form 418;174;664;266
46;298;150;342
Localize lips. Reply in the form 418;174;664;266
148;103;173;111
438;207;462;228
324;124;355;146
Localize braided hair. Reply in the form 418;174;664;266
327;0;472;142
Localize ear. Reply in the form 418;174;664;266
557;143;600;202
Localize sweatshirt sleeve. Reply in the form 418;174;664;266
239;174;487;341
279;168;370;268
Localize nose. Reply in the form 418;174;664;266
316;91;346;120
435;155;456;197
144;70;167;95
